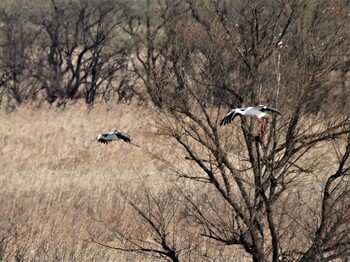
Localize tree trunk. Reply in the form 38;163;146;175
251;228;265;262
299;245;321;262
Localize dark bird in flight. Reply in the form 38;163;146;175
94;130;140;147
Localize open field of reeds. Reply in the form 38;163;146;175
1;100;350;262
0;103;160;260
0;103;254;261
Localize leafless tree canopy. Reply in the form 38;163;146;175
0;0;135;106
0;0;349;109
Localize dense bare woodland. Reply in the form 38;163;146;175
1;0;350;261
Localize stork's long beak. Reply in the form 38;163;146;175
130;142;141;148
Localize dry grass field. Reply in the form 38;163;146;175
0;102;161;261
0;0;349;260
0;103;252;261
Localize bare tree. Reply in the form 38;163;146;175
121;0;193;108
116;0;350;261
298;136;350;261
0;5;40;105
90;185;200;262
33;0;128;105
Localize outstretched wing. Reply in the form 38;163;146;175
256;105;282;115
96;133;113;144
97;138;112;144
220;109;240;126
115;131;132;143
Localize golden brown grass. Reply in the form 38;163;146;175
1;102;341;261
0;102;164;260
0;102;251;261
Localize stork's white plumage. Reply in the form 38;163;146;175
94;130;140;147
220;105;282;137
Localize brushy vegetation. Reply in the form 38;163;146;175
0;0;350;261
0;0;349;110
0;103;250;261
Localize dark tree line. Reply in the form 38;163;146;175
0;0;134;107
0;0;349;109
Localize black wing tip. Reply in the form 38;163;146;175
116;132;132;143
271;108;283;115
261;105;283;116
220;117;230;126
123;138;131;143
220;109;239;126
97;139;111;144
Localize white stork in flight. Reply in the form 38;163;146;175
94;130;140;147
220;105;282;138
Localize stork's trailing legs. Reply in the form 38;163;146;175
258;118;266;138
